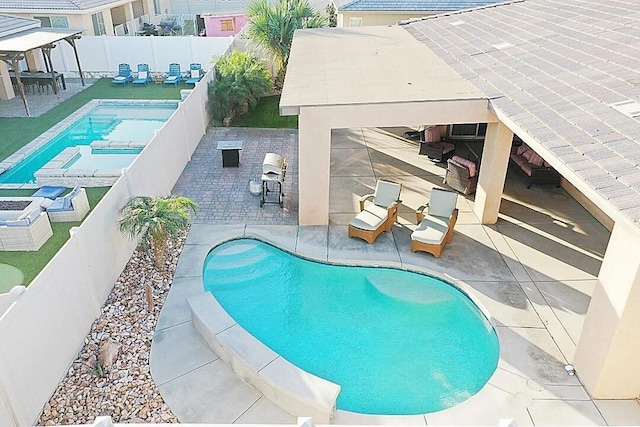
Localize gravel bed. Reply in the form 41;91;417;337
37;236;186;425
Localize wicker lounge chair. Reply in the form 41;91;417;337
411;188;458;258
349;179;402;244
0;211;53;251
45;187;90;222
444;156;478;195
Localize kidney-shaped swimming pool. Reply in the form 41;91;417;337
203;238;499;415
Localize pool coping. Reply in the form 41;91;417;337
154;224;590;425
0;99;179;190
188;291;341;423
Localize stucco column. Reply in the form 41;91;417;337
473;122;513;224
298;107;331;225
573;220;640;398
24;51;41;72
0;62;15;100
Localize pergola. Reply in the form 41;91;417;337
0;27;85;116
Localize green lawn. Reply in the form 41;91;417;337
232;95;298;129
0;187;110;289
0;78;183;161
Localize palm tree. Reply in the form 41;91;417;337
118;196;198;270
247;0;327;83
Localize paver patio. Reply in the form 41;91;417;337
152;126;640;425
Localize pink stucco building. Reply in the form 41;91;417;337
203;14;247;37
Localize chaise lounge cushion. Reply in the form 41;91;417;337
350;204;388;231
411;215;450;244
5;208;41;227
428;189;458;218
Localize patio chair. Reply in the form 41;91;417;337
44;187;90;222
185;63;203;86
349;179;402;244
111;63;133;86
163;63;182;86
411;188;458;258
132;63;151;86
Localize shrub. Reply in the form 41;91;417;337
208;51;273;123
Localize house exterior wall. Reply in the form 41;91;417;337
337;10;435;27
203;14;247;36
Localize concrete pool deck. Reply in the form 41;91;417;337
152;127;640;425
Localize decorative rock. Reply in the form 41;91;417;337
36;233;186;425
98;340;121;368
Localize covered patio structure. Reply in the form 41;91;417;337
0;15;84;116
281;0;640;408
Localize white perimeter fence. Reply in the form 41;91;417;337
0;69;214;427
50;35;233;77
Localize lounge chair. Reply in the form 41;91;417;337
111;63;133;86
349;179;402;244
0;210;53;251
410;188;458;258
44;187;90;222
132;63;151;86
185;63;203;86
163;63;182;86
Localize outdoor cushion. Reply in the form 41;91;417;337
516;143;529;156
47;198;70;212
165;75;178;81
373;180;401;208
32;186;66;199
350;205;388;231
19;208;41;223
520;163;534;176
138;71;148;79
427;189;457;218
5;218;30;227
113;76;127;81
450;155;477;177
411;215;449;244
190;69;200;78
527;150;545;166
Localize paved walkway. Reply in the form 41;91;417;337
151;127;640;425
0;78;97;117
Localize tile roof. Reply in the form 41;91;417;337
405;0;640;226
337;0;503;12
0;0;124;11
0;14;39;37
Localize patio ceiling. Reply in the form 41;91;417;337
280;25;488;117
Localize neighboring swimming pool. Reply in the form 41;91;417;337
0;100;177;185
203;239;499;415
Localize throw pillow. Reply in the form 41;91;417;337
516;143;529;156
527;151;545;167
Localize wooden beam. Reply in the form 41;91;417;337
41;47;58;95
10;58;30;117
64;37;85;86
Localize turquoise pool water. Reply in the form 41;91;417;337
0;103;176;184
203;239;500;415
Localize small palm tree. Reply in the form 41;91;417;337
247;0;327;83
118;196;198;270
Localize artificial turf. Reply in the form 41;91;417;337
0;78;183;162
0;187;110;289
231;95;298;129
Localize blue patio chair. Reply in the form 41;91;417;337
132;63;151;86
163;63;182;86
185;63;203;86
111;63;133;85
